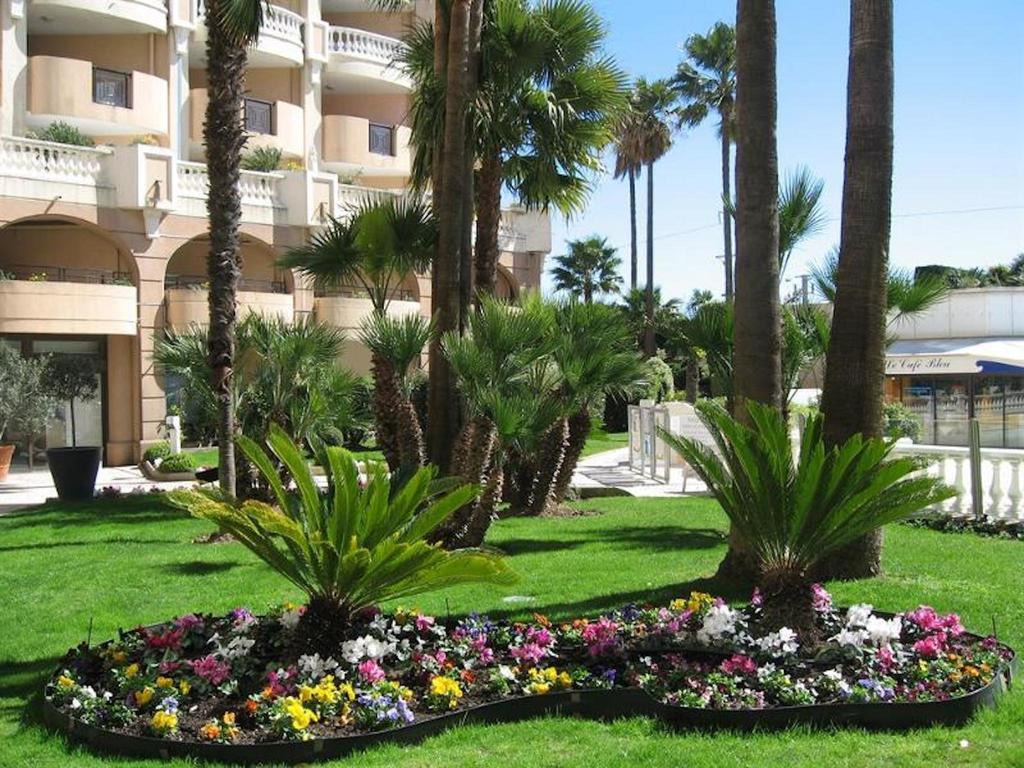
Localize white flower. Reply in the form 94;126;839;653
823;668;843;683
696;604;740;644
754;627;800;655
298;653;340;679
363;637;392;660
832;628;869;648
341;637;367;664
70;698;82;710
846;603;874;627
498;665;516;681
279;608;302;631
865;615;902;648
755;663;777;681
80;686;97;699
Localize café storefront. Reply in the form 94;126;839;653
885;338;1024;448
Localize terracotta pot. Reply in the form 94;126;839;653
0;444;13;482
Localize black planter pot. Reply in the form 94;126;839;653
46;447;101;502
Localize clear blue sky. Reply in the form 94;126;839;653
543;0;1024;303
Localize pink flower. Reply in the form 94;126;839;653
913;635;944;659
720;654;758;677
174;613;204;631
940;613;964;637
876;646;896;672
146;627;185;650
190;655;231;685
358;659;386;684
750;588;763;607
907;606;942;632
582;617;621;658
811;584;833;612
415;615;436;632
526;627;553;648
510;643;547;666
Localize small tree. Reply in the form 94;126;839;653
13;356;57;468
0;345;22;444
42;355;100;448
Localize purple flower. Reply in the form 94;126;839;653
811;584;832;612
358;659;386;684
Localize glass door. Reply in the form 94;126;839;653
31;339;105;452
933;377;970;446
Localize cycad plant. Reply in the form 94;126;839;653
358;312;432;473
168;425;515;654
660;401;953;640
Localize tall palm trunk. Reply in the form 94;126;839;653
434;415;497;547
460;0;483;322
204;0;246;497
370;351;401;471
643;160;656;356
717;0;781;581
817;0;894;581
427;0;473;470
628;167;638;291
720;102;735;302
473;147;503;299
525;417;569;516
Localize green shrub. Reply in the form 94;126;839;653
143;441;172;464
158;452;196;473
167;425;516;652
240;146;284;172
30;121;95;147
642;356;674;402
883;400;922;442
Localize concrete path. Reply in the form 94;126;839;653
0;465;195;514
571;447;707;498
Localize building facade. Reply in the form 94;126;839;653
0;0;551;466
885;288;1024;448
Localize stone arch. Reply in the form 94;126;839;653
495;263;519;301
164;233;294;293
0;214;138;284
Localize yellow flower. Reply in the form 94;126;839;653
223;712;236;726
686;591;714;614
429;675;463;706
134;687;154;707
57;674;75;690
150;710;178;735
282;697;319;731
124;663;140;679
340;682;356;702
156;677;175;689
108;649;127;666
179;680;191;696
530;681;551;695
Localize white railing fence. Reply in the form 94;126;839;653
327;26;404;65
0;136;112;185
177;161;284;209
891;442;1024;522
195;0;303;45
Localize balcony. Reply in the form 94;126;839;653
165;279;294;331
0;135;115;206
191;0;305;68
321;115;410;181
0;269;137;335
26;56;168;138
325;27;410;92
313;291;421;332
189;90;304;160
176;161;286;225
28;0;167;35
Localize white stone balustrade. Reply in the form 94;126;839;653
0;135;111;185
889;442;1024;522
327;26;404;65
176;161;284;210
195;0;303;48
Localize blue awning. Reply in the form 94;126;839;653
886;338;1024;376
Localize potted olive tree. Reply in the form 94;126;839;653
43;355;101;501
0;344;20;481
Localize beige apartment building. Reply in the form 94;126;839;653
0;0;550;466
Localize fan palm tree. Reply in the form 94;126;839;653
550;236;623;303
661;401;952;639
613;115;644;292
778;167;827;276
400;0;627;298
628;78;676;356
279;196;436;472
203;0;266;496
673;21;737;301
619;286;680;351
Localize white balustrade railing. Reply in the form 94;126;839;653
327;26;404;65
195;0;303;48
177;161;284;209
0;136;112;185
890;441;1024;522
336;183;398;215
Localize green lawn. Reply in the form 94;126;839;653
580;429;628;458
184;446;386;468
1;496;1022;767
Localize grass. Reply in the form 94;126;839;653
0;496;1022;767
184;446;385;468
580;429;628;458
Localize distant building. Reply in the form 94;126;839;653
885;288;1024;447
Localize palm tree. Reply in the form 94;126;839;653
613;112;644;292
619;286;680;351
778;167;827;276
550;236;623;303
628;78;676;356
203;0;266;496
279;196;436;471
818;0;894;583
673;21;737;301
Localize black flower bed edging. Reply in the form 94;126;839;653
42;638;1018;765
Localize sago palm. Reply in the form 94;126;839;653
661;401;953;640
550;236;624;303
168;424;515;654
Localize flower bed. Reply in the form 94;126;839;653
45;588;1016;764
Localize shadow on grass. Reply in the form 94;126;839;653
0;656;60;727
497;527;725;557
0;538;183;553
0;498;189;533
162;560;242;576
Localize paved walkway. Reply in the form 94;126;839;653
0;464;195;514
571;447;707;498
